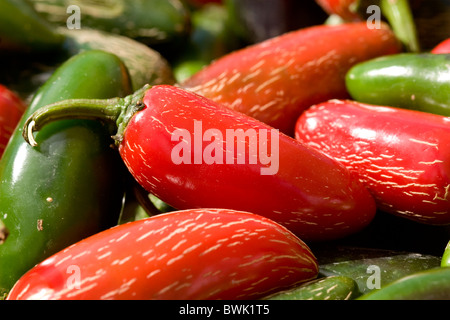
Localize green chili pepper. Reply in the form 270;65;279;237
28;0;190;45
441;241;450;267
0;0;64;52
0;50;132;297
345;53;450;116
264;276;360;300
315;246;441;295
358;267;450;300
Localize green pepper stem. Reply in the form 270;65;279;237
23;84;150;147
380;0;420;53
357;0;420;52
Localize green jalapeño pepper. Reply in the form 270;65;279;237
0;50;132;298
265;276;360;300
346;53;450;116
0;0;64;52
358;267;450;300
442;241;450;267
28;0;190;45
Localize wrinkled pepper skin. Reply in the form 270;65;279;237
181;22;400;136
0;0;64;52
346;53;450;117
23;85;377;242
295;100;450;225
0;85;26;157
0;50;132;297
7;209;318;300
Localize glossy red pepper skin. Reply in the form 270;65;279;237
181;22;400;136
117;85;376;241
7;209;318;300
295;100;450;225
0;85;25;157
431;38;450;54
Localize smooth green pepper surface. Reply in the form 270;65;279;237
0;50;132;297
442;241;450;267
346;53;450;116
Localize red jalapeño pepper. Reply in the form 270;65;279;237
295;100;450;225
0;85;25;158
22;85;376;242
180;22;400;136
7;208;318;300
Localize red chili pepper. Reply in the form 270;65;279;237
431;38;450;54
7;208;318;300
295;100;450;225
23;85;376;241
315;0;361;21
181;22;400;136
0;85;25;157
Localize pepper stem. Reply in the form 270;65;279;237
23;84;150;147
357;0;420;52
380;0;420;53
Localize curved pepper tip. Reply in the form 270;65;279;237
23;119;37;148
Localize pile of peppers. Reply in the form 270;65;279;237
1;0;450;302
